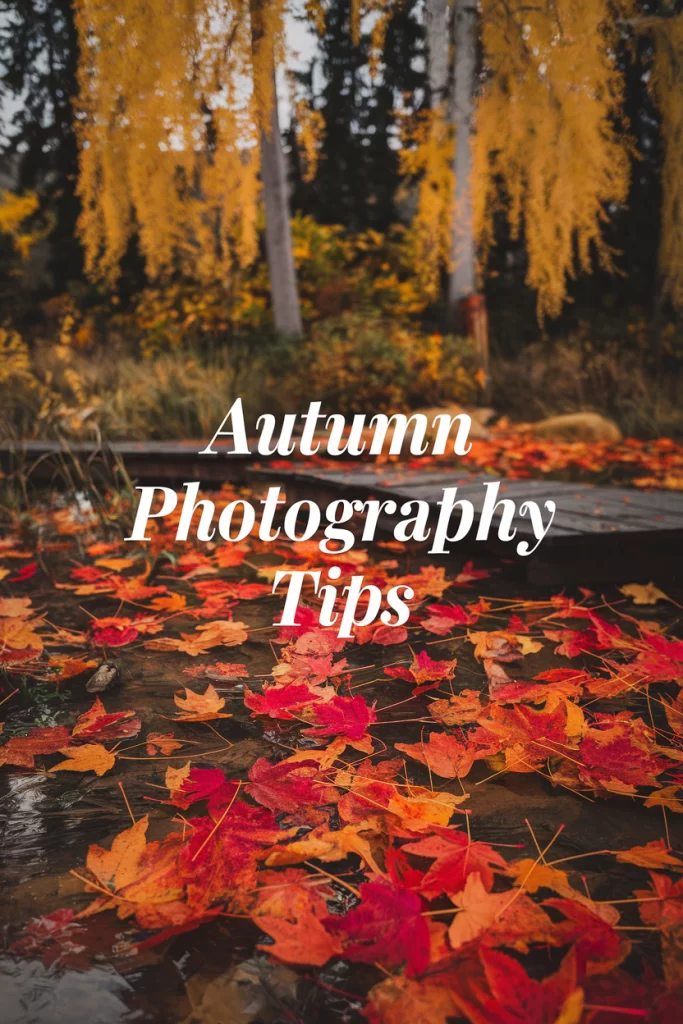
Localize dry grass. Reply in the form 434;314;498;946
491;340;683;438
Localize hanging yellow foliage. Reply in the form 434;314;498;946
0;190;42;260
74;0;287;285
650;16;683;314
475;0;632;320
293;97;325;182
403;0;633;320
399;106;454;303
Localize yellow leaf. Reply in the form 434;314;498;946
94;557;137;570
553;988;585;1024
50;743;116;776
619;582;670;605
169;684;231;722
86;815;149;891
645;786;683;814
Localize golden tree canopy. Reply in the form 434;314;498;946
650;15;683;313
475;0;632;320
75;0;287;284
406;0;633;320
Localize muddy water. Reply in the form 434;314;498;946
1;530;682;1022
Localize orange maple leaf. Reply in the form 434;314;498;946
168;684;232;721
256;906;342;966
50;743;116;776
145;619;248;656
396;731;475;779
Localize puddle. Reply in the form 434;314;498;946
0;956;139;1024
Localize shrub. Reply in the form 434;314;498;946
286;313;481;415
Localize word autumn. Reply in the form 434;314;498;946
197;398;474;457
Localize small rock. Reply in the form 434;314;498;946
86;662;119;694
527;412;622;444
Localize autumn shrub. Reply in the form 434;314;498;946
285;313;481;415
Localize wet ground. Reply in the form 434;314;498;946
1;490;682;1023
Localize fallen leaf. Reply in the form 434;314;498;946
257;906;342;966
50;743;116;776
448;873;511;948
396;731;475;779
169;684;232;722
619;582;670;605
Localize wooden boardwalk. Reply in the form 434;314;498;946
3;439;682;585
0;439;257;485
248;463;683;585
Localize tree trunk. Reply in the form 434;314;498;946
447;0;477;321
425;0;449;109
260;72;304;338
250;0;302;338
446;0;488;381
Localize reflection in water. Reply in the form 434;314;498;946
1;776;49;880
0;956;139;1024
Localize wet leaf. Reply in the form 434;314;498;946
50;743;116;776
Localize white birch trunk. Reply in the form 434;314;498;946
448;0;477;320
260;73;303;338
425;0;450;109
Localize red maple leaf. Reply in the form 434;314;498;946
292;628;350;656
163;767;238;816
543;628;602;659
385;651;457;696
326;879;430;975
179;801;290;910
578;725;668;791
630;631;683;684
245;757;338;813
10;909;85;959
422;603;480;635
402;828;506;898
71;697;141;742
465;946;580;1024
91;624;140;647
305;695;377;741
355;622;409;646
244;683;322;720
454;561;491;585
275;607;322;641
636;872;683;929
396;731;475;779
543;898;625;976
11;562;38;583
0;725;71;768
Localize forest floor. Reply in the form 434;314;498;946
1;475;683;1024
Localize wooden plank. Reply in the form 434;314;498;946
249;463;683;554
267;464;683;534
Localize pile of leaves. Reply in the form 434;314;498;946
464;433;683;490
274;430;683;490
1;483;683;1022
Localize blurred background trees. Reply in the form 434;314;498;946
0;0;682;438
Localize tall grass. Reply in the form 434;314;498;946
491;340;683;438
1;336;293;441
